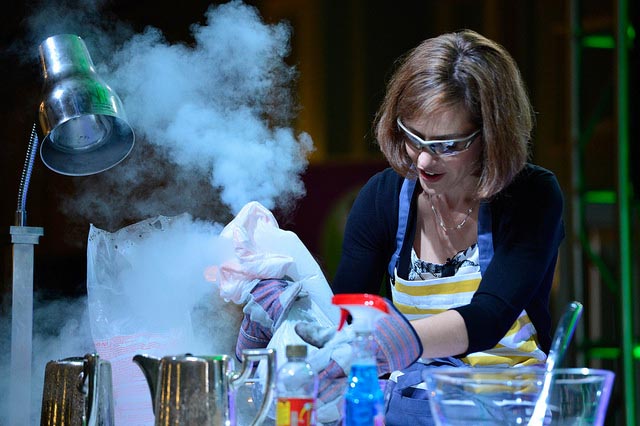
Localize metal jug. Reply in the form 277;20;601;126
133;348;276;426
40;353;114;426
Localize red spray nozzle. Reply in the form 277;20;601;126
331;293;389;331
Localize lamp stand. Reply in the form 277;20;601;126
9;225;43;426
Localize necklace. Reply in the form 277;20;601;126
429;195;474;232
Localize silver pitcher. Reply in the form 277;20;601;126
40;353;114;426
133;348;276;426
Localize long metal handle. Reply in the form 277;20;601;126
528;301;584;425
232;348;276;426
546;301;584;373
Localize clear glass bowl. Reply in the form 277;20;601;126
422;367;615;426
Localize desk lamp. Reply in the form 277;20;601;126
9;34;134;425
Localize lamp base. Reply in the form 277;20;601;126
9;225;43;426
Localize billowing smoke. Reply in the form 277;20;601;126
84;214;244;424
0;214;245;424
0;296;95;424
18;0;314;229
92;0;312;221
1;0;314;423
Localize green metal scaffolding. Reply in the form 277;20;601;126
570;0;636;424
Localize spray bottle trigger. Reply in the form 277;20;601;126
338;308;349;330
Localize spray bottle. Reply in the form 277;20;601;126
331;293;389;426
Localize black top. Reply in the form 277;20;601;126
331;164;565;355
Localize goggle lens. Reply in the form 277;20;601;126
397;118;480;156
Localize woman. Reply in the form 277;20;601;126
331;29;564;422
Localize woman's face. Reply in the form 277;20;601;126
401;104;482;197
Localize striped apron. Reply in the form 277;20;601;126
392;269;546;366
388;177;546;367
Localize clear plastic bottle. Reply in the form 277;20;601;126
275;344;318;426
344;331;385;426
332;294;388;426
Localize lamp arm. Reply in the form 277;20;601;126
15;123;39;226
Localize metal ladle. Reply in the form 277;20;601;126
528;300;584;426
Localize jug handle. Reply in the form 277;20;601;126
231;348;276;426
132;354;161;413
83;353;114;426
83;353;100;426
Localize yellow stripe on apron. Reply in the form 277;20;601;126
392;269;546;367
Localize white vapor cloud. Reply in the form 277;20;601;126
2;0;315;423
88;0;312;224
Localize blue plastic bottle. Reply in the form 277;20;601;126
332;294;389;426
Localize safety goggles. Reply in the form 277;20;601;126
397;118;481;156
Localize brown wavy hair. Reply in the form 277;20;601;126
375;29;533;199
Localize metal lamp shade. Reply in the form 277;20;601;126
38;34;134;176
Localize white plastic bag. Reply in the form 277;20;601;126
207;201;339;308
87;214;243;425
204;201;340;370
205;201;343;425
205;201;339;324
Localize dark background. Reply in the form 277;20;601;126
0;0;578;297
1;1;638;424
